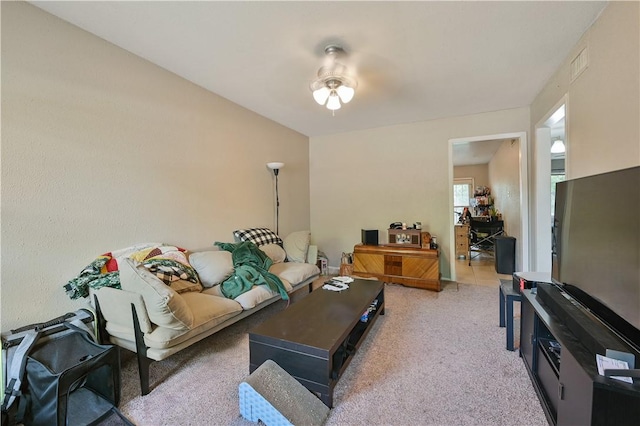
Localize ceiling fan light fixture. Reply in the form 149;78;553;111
326;92;342;110
312;86;331;105
336;85;355;103
310;45;357;112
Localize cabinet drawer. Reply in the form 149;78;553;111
384;255;403;276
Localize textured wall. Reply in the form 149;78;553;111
530;1;640;179
1;3;310;331
309;108;530;280
528;1;639;273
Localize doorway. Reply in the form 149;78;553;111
533;99;567;273
448;132;529;283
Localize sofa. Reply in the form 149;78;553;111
91;230;320;395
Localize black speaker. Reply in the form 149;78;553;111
361;229;378;245
495;236;516;274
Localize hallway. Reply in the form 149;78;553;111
455;252;512;287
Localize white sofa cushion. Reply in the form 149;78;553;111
119;258;194;330
189;250;234;287
142;292;243;349
259;243;286;264
269;262;320;286
234;285;278;310
283;230;311;263
208;278;291;310
201;285;224;297
199;262;318;310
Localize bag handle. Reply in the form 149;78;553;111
1;330;40;414
64;320;96;342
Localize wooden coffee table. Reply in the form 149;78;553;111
248;279;385;407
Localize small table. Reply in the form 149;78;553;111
249;279;384;407
499;280;521;351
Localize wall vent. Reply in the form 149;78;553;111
570;46;588;83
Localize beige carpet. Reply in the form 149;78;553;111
115;282;547;425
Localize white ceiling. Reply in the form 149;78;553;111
30;1;607;138
452;139;505;166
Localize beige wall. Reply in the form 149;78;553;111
1;3;310;331
488;140;521;237
529;1;639;271
454;164;489;188
310;108;529;279
531;1;640;179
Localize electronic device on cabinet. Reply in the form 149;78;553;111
387;229;432;249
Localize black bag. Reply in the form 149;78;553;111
2;310;133;426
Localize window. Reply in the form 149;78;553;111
453;178;474;222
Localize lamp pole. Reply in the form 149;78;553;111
266;162;285;235
274;167;280;235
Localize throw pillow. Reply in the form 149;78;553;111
188;250;234;287
283;230;311;263
233;227;282;247
119;258;194;330
259;243;287;264
169;279;203;294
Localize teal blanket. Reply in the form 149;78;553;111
214;241;288;301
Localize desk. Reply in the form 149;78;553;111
499;280;521;351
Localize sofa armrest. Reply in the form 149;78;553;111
91;287;153;334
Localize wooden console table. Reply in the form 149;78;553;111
353;244;441;291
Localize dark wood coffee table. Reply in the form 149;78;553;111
249;279;385;407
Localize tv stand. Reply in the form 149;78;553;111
521;283;640;425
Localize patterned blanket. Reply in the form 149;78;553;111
63;243;199;300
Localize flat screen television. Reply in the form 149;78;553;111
552;166;640;350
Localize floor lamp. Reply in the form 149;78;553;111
267;162;284;235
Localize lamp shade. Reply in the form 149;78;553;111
550;140;565;154
267;162;284;170
312;87;331;105
336;85;355;103
326;93;342;110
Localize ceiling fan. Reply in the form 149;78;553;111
309;45;358;112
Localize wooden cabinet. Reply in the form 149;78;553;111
455;224;469;259
353;244;441;291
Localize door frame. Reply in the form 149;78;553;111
533;95;568;272
448;132;529;281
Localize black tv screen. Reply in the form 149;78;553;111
552;166;640;346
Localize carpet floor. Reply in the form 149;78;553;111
116;282;547;425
